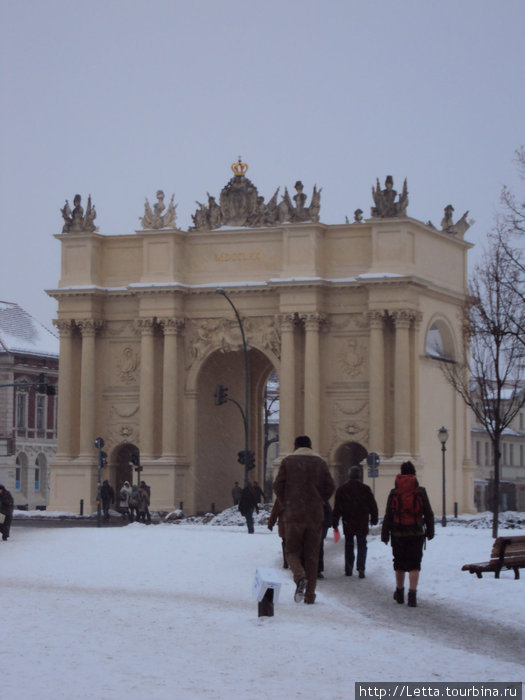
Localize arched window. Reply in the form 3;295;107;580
425;320;455;361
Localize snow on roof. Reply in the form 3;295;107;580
0;301;58;358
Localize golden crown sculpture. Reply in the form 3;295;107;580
231;156;248;177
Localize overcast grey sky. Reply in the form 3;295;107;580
1;0;523;329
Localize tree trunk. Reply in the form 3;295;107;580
492;438;501;539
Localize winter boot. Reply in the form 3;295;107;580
407;589;417;607
294;577;308;603
393;587;404;604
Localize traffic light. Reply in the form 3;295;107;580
100;451;107;467
237;451;245;464
246;451;255;471
131;451;140;467
35;373;56;395
36;373;47;394
214;384;229;405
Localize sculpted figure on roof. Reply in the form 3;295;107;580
140;190;177;229
190;158;322;230
61;194;98;233
370;176;408;218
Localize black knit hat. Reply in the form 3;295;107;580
400;461;416;475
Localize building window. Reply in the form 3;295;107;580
35;466;40;490
15;466;21;490
503;443;507;466
484;442;489;466
36;395;46;436
16;392;27;428
475;441;481;466
509;444;514;466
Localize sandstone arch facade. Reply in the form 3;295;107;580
47;178;475;516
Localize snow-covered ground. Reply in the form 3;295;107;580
2;509;524;699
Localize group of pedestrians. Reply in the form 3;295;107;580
118;480;152;523
268;435;434;608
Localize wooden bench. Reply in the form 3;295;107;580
462;535;525;579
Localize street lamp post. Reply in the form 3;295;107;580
216;288;250;486
438;426;449;527
94;437;106;528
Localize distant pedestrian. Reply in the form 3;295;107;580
268;497;287;568
381;461;434;607
231;481;242;506
101;480;115;521
128;484;141;522
238;482;259;533
273;435;335;605
118;481;132;521
138;481;151;524
332;466;378;578
0;484;14;541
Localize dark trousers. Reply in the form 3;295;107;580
1;508;13;540
244;510;254;533
345;533;368;573
285;521;322;600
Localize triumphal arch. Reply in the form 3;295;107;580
48;160;475;515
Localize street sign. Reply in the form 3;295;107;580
367;452;380;468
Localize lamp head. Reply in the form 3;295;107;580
438;426;449;445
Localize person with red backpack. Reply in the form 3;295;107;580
381;461;434;607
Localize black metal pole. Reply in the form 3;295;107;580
441;442;447;527
94;437;104;528
216;289;250;486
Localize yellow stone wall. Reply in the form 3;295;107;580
48;216;474;516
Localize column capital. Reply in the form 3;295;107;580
76;319;104;336
135;317;157;335
158;317;185;335
300;312;327;332
366;310;386;329
390;309;417;328
277;313;297;332
53;319;74;337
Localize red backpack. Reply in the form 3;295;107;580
391;474;424;527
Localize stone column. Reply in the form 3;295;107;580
392;310;413;458
54;320;74;456
77;319;102;457
278;313;297;456
137;318;156;459
303;312;325;450
159;317;185;458
367;311;385;455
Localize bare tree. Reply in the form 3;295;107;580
440;233;525;537
497;146;525;347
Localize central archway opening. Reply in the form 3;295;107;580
194;346;275;513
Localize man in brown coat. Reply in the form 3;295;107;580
273;435;335;604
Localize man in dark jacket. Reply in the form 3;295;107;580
333;465;378;578
0;484;14;541
238;482;259;533
381;461;434;607
273;435;335;605
100;480;115;521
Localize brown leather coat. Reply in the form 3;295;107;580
273;448;335;525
